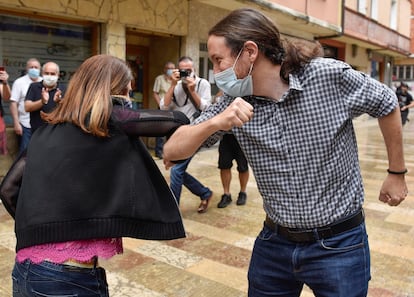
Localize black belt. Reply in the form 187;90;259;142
265;209;364;243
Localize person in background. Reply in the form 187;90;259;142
163;8;408;297
395;81;414;125
8;54;186;297
152;61;175;159
217;132;249;208
9;58;42;154
25;61;65;133
0;67;11;154
160;56;213;213
215;91;249;208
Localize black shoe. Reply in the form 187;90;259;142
217;194;232;208
155;153;163;159
236;192;247;205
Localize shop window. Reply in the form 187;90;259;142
0;14;95;125
398;66;404;79
405;66;412;80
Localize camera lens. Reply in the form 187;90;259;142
179;70;188;78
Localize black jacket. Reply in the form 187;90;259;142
1;103;189;251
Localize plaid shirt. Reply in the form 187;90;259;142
195;58;397;228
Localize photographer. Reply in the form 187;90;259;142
160;56;213;212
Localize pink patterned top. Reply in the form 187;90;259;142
16;238;123;264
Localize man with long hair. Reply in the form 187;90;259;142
164;8;408;297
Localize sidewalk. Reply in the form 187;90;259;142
0;117;413;297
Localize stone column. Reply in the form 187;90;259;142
101;20;126;60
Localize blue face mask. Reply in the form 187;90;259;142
166;69;174;76
214;49;253;97
28;68;40;79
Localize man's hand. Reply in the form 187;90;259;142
0;70;9;82
379;174;408;206
13;122;22;136
53;88;63;103
214;97;254;130
41;88;50;105
184;76;196;92
164;159;175;170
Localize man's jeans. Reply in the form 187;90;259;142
18;125;31;155
155;136;164;157
170;157;212;204
12;260;109;297
248;222;370;297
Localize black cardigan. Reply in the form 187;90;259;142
4;104;189;251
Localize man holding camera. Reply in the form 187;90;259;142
160;56;213;213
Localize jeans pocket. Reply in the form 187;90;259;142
12;275;22;296
257;224;275;241
319;224;366;251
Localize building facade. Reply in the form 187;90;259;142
321;0;411;88
0;0;345;111
0;0;411;168
392;0;414;90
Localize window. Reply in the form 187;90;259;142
392;65;414;81
358;0;367;14
0;14;95;125
398;66;404;79
390;0;397;30
370;0;378;20
405;66;412;79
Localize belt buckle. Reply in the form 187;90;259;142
285;229;314;243
316;227;334;239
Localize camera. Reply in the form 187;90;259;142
179;69;190;78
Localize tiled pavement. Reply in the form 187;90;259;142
0;116;413;297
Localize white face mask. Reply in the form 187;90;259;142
214;48;253;97
43;75;58;87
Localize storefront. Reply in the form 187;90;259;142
0;12;97;124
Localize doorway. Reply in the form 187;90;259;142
126;45;149;109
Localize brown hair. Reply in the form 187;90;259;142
208;8;323;82
42;54;133;137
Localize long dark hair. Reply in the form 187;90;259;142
208;8;323;82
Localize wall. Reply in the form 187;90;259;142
0;0;189;60
345;0;411;37
345;43;370;73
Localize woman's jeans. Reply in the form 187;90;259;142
12;260;109;297
170;157;212;204
248;222;370;297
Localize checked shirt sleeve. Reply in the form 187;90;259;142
340;68;398;118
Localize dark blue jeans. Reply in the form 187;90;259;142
18;125;31;155
12;260;109;297
170;157;212;204
248;222;370;297
155;136;164;157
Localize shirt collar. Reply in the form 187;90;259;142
288;74;303;92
